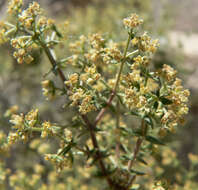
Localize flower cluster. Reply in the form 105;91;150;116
6;1;60;65
158;65;190;131
41;121;54;138
0;22;8;44
68;33;121;67
44;154;72;172
161;64;177;82
69;35;87;54
131;55;150;70
11;38;34;64
65;69;100;114
18;2;41;29
41;80;55;100
64;129;72;142
8;0;23;15
152;181;171;190
18;2;54;31
8;109;39;143
123;13;143;28
123;60;157;115
123;62;190;133
132;32;159;54
120;20;189;134
102;41;122;64
8;109;61;143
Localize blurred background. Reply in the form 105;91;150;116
0;0;198;189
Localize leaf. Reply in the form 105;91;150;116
153;101;158;109
119;127;135;137
100;79;112;90
76;130;88;138
58;143;74;156
51;24;63;38
156;89;160;97
137;156;148;165
116;93;125;106
68;152;74;164
132;129;143;137
120;144;130;154
126;111;139;117
159;97;173;105
143;116;154;128
52;64;58;76
130;169;146;176
120;155;130;161
93;127;103;132
129;31;135;39
146;135;165;145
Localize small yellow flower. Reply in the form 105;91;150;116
64;129;72;141
65;73;79;87
162;64;177;82
44;154;72;172
79;95;96;115
41;121;53;138
123;13;143;28
41;80;55;100
131;37;139;45
8;0;23;14
0;26;7;44
7;132;20;145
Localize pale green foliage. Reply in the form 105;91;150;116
0;1;194;190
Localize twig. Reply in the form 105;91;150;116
94;31;136;125
127;120;146;171
94;91;115;125
127;120;147;188
81;114;114;187
39;40;66;84
115;100;121;162
127;138;143;171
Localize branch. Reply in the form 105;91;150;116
127;138;143;171
115;100;121;162
94;33;138;125
38;37;114;188
81;115;114;187
128;120;146;170
39;40;66;84
127;120;147;188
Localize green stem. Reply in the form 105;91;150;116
94;31;132;125
113;31;132;92
24;127;42;132
126;50;139;58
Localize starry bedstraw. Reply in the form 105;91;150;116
0;1;190;190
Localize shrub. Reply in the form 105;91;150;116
0;1;193;190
